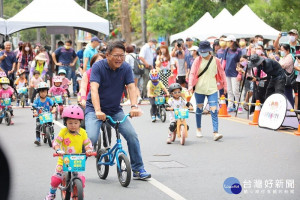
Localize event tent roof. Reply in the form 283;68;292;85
5;0;109;35
0;18;6;35
225;5;279;40
170;12;213;43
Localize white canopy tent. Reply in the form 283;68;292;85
170;12;213;43
0;18;6;35
5;0;109;35
225;5;279;40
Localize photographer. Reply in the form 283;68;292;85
171;39;186;87
248;54;285;100
274;29;299;58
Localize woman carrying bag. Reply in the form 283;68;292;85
188;41;227;141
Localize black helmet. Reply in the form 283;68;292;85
169;83;182;93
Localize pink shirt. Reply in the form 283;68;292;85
0;89;13;108
49;86;67;96
62;77;71;90
31;76;43;89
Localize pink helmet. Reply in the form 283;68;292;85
0;71;6;78
53;76;63;83
62;105;84;120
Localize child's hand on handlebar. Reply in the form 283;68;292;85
51;107;56;114
33;110;38;117
86;149;93;156
56;149;65;156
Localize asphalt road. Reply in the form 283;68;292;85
0;103;299;200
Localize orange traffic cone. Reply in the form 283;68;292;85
294;124;300;136
249;100;261;125
218;95;231;117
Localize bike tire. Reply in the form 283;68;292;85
72;179;83;200
55;110;58;121
5;111;11;126
161;108;166;122
61;173;71;200
45;127;52;147
96;149;109;180
21;95;25;108
117;154;131;187
180;125;185;145
43;134;47;144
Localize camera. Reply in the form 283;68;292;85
246;76;254;81
281;32;288;36
177;40;183;48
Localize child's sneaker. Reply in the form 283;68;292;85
238;107;243;114
34;138;41;146
16;102;19;107
151;116;156;122
44;193;56;200
156;114;161;121
166;137;172;144
133;169;151;180
10;120;14;125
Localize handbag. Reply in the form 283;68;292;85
193;56;213;91
284;69;297;86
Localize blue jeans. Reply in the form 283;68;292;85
71;69;77;94
85;111;144;171
195;92;219;133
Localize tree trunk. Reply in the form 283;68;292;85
141;0;147;44
121;0;131;44
36;28;41;44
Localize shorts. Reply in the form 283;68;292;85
177;76;186;84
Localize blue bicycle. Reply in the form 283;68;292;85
96;114;132;187
0;98;12;126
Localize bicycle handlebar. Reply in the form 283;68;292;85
106;114;130;124
53;152;97;157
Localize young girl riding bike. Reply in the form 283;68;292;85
44;105;93;200
0;77;15;125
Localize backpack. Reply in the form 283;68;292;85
130;54;145;75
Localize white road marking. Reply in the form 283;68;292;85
148;178;187;200
53;120;187;200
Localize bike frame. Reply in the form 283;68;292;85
97;114;129;172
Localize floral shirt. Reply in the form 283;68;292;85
53;127;92;166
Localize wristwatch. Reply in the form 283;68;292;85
131;105;138;109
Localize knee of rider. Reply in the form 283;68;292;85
78;174;86;188
51;173;63;188
196;104;203;113
210;106;217;113
169;122;176;132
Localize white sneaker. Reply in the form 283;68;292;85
138;97;142;104
214;133;223;141
196;130;203;138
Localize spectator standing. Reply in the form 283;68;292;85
171;40;186;87
17;42;34;81
52;40;78;96
0;41;17;87
83;37;101;73
139;38;157;98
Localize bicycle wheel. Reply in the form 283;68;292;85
72;179;83;200
43;133;47;143
61;173;71;200
5;111;11;126
96;149;109;179
180;125;185;145
117;153;131;187
21;95;25;108
45;126;52;147
55;109;58;121
161;108;166;122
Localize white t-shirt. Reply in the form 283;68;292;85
167;97;187;122
294;60;300;82
125;53;136;70
139;44;154;66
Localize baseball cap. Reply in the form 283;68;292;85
224;35;236;42
188;46;199;51
288;29;299;35
91;36;101;43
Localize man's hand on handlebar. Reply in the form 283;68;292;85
96;111;106;121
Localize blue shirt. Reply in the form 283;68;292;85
184;50;193;69
85;59;134;116
223;48;242;77
83;45;97;70
33;97;54;112
0;51;17;72
54;47;77;65
216;48;226;60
